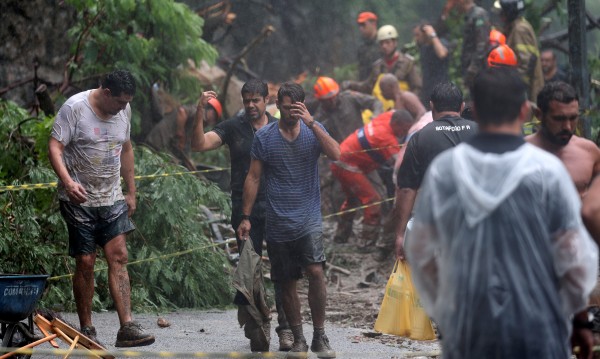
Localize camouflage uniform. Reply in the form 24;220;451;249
348;51;422;97
461;5;491;88
314;90;383;142
357;37;380;81
506;17;544;102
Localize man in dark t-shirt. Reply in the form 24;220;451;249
413;23;450;108
393;82;478;259
190;80;292;352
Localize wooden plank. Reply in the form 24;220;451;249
52;327;100;359
33;314;59;348
63;335;79;359
51;319;112;359
0;334;58;359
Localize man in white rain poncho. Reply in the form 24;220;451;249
405;67;598;359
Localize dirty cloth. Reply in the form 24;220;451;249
407;139;598;359
232;239;271;348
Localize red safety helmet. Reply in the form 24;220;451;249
314;77;340;100
487;44;517;68
489;29;506;47
208;97;223;119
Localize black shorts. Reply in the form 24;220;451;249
59;200;135;257
267;232;326;283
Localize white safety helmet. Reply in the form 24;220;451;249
377;25;398;42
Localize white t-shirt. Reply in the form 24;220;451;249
51;90;131;207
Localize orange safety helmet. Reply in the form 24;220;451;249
357;12;377;23
487;44;517;68
489;28;506;47
314;77;340;100
207;97;223;119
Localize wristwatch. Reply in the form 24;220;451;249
241;214;251;221
307;120;316;129
429;33;437;39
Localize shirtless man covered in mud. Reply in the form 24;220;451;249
526;81;600;197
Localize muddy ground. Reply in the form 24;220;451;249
259;216;441;358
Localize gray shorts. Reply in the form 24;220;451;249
267;232;326;282
59;200;135;257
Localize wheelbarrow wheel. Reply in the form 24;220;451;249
1;323;32;359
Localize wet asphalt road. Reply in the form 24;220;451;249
28;309;440;358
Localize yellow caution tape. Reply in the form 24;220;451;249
48;238;238;281
47;196;395;281
322;197;394;219
0;167;230;193
0;144;404;193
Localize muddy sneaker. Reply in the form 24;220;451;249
311;334;336;358
81;326;103;347
278;329;294;351
284;340;308;358
115;321;155;347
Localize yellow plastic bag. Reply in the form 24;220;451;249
374;260;436;340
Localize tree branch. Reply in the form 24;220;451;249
218;25;274;118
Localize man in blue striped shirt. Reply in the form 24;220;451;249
238;82;340;358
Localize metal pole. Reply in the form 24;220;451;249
568;0;591;138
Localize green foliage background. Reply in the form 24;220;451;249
0;100;234;311
65;0;217;135
0;0;234;312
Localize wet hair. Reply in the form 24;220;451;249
391;109;414;126
101;69;136;97
472;67;527;126
537;81;578;115
430;82;463;113
277;82;305;103
241;79;269;98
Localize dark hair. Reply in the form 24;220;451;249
472;67;527;126
461;105;474;120
414;20;436;33
541;48;556;59
101;69;136;97
537;81;578;115
277;82;305;103
241;79;269;98
430;82;463;112
391;109;414;126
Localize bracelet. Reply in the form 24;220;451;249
241;214;251;221
307;120;316;129
429;33;437;39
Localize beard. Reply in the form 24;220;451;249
541;125;573;146
245;109;260;121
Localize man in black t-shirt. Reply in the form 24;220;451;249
191;80;292;352
413;23;450;108
393;82;478;259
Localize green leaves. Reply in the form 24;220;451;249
64;0;217;135
0;99;234;311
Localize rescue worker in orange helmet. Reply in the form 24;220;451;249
488;44;517;68
356;12;380;82
489;28;506;48
313;76;383;142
